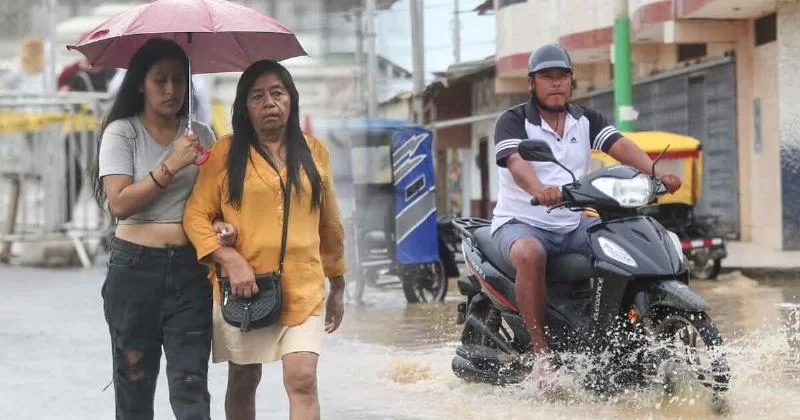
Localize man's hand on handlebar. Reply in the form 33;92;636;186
656;172;682;194
531;185;562;207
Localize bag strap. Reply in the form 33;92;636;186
258;146;292;274
275;170;291;274
215;146;291;279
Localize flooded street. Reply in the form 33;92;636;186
332;272;800;420
2;266;800;419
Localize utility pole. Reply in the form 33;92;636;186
613;0;635;131
453;0;461;64
320;0;331;60
44;0;58;93
365;0;378;117
353;8;365;114
410;0;425;123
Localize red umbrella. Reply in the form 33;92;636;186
67;0;307;163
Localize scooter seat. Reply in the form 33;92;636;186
472;226;593;284
473;226;517;278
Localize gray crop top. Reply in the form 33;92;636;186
98;116;216;224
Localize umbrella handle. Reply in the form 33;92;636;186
194;144;211;165
185;127;210;166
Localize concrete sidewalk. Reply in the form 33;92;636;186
721;241;800;277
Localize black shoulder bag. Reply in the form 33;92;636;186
217;150;290;333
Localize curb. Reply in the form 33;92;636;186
720;267;800;280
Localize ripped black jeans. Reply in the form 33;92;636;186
102;237;212;420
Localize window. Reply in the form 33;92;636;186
677;44;707;62
405;176;426;201
755;13;777;46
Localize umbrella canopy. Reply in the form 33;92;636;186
67;0;307;164
67;0;307;73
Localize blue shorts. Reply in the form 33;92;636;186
492;217;599;265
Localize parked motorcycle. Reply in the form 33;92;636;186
344;214;460;305
332;119;455;305
437;213;463;264
450;140;730;412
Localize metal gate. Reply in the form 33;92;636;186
574;57;740;238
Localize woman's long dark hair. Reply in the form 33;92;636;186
227;60;323;210
91;37;191;206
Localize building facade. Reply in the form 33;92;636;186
3;0;405;122
209;0;406;123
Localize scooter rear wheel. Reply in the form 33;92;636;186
401;261;448;303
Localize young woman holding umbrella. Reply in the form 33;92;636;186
93;37;234;419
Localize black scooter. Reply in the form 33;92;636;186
450;140;729;412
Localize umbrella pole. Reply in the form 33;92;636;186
187;32;193;135
187;32;210;166
188;58;193;134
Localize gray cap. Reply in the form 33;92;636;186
528;43;573;75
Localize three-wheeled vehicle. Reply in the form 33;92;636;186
590;131;727;279
320;118;458;304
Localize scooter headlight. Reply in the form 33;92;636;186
591;173;654;208
597;237;638;268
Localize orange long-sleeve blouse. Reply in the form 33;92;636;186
183;134;347;326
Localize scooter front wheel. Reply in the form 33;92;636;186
648;309;730;414
691;257;722;280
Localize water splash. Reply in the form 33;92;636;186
329;274;800;419
388;358;439;384
371;315;799;419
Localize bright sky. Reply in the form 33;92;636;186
376;0;495;80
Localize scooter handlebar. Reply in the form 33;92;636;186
654;179;668;196
530;197;539;206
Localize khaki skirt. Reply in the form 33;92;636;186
211;303;323;365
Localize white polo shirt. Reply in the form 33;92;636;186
490;98;622;234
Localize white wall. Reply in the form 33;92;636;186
777;0;800;249
496;1;555;62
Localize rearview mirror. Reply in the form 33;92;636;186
651;144;670;177
517;139;578;184
518;140;556;162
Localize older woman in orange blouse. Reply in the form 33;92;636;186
183;60;346;420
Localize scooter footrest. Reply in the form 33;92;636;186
456;344;519;370
452;354;529;385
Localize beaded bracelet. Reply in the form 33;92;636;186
149;171;166;189
160;162;175;180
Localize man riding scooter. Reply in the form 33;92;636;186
490;43;682;381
